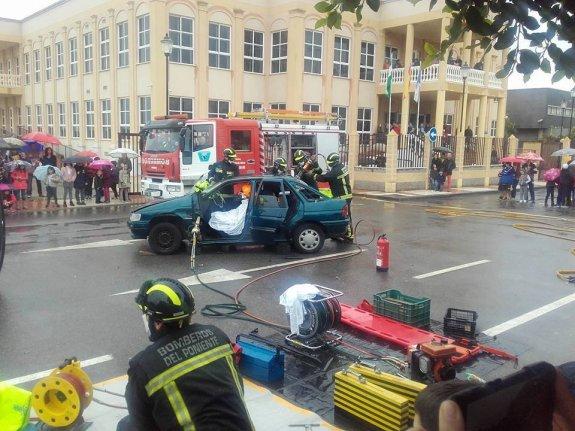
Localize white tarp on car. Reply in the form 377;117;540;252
208;198;249;236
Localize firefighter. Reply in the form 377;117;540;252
117;278;254;431
315;152;353;240
271;157;287;176
208;148;240;183
293;150;322;189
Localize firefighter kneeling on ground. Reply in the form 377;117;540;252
315;152;353;241
117;278;254;431
271;157;287;176
293;150;322;189
208;148;240;183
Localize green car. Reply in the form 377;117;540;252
128;176;350;255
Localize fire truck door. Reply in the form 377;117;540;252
230;129;258;175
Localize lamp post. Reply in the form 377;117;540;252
559;99;566;138
160;33;173;116
569;87;575;140
459;63;470;134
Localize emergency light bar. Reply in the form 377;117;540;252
153;114;189;120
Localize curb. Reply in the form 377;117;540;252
4;199;149;215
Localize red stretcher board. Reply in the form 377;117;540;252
340;304;515;365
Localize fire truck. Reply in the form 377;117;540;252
139;110;344;198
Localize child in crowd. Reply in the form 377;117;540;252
94;169;104;204
10;165;29;210
545;178;556;207
62;162;77;207
518;164;531;203
74;164;87;205
430;163;442;192
119;162;131;202
45;166;62;208
1;189;16;210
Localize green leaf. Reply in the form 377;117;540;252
522;16;540;30
366;0;380;12
552;70;565;83
422;53;436;69
327;11;339;28
315;18;327;29
480;37;491;49
540;58;551;73
424;41;437;56
314;1;333;13
355;5;363;23
429;0;438;11
445;0;460;11
465;7;494;36
334;13;342;29
442;4;453;13
495;60;513;79
523;73;531;83
519;49;540;71
494;27;516;50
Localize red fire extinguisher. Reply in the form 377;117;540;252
376;234;389;272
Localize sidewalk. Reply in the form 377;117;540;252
354;182;546;201
4;193;150;215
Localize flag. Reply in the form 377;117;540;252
402;64;411;101
384;73;392;99
413;68;421;103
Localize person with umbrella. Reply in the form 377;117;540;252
543;168;560;207
44;166;63;208
527;162;538;203
94;169;105;204
74;164;88;205
62;162;77;207
442;152;456;191
557;164;572;207
498;162;515;200
10;163;29;210
40;147;57;167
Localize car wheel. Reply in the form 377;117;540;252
148;222;183;255
292;223;325;254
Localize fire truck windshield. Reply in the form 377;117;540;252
144;129;182;153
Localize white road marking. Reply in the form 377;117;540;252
111;269;251;296
413;259;490;279
1;355;114;386
240;249;363;274
23;239;142;253
483;292;575;337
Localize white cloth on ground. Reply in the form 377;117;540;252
279;284;320;335
208;198;249;236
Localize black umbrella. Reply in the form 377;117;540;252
63;155;93;164
432;146;453;153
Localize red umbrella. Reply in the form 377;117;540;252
500;155;524;164
21;132;61;146
89;159;114;170
517;152;544;162
77;150;99;158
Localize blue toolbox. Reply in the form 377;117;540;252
236;335;285;383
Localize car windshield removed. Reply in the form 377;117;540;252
144;129;182;153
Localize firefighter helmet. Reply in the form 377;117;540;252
293;149;307;164
326;152;341;167
136;278;195;323
273;157;287;170
223;148;237;161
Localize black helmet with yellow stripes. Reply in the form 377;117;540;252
293;149;307;164
223;147;237;161
326;152;340;167
273;157;287;170
136;278;195;323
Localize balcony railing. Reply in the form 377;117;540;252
380;64;502;89
0;73;22;88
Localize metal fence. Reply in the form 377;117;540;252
490;137;508;165
538;139;562;179
357;133;387;168
433;135;457;157
118;132;142;193
463;137;486;166
54;144;80;160
339;134;349;167
397;134;424;168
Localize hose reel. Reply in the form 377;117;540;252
31;358;93;428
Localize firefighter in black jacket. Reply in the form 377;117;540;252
117;278;254;431
293;149;322;189
271;157;287;176
315;152;353;240
208;148;240;183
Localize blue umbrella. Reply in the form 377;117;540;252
33;165;62;182
22;142;44;153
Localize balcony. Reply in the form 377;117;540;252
380;64;503;90
0;73;23;94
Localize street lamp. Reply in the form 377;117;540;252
569;87;575;140
559;99;566;137
160;33;174;116
459;63;470;134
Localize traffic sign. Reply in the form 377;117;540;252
429;127;437;143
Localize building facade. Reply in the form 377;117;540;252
0;0;508;183
507;88;575;143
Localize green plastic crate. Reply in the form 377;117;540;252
373;289;431;328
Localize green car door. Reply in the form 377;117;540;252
251;178;290;243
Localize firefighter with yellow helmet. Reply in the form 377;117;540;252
293;150;322;189
117;278;254;431
208;148;240;183
315;152;353;240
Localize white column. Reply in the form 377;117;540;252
400;23;414;133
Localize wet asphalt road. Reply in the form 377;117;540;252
1;193;575;388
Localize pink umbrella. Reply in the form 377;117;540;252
500;155;524;164
517;152;544;162
21;132;61;146
543;168;560;182
89;159;114;170
77;150;99;158
0;184;11;191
